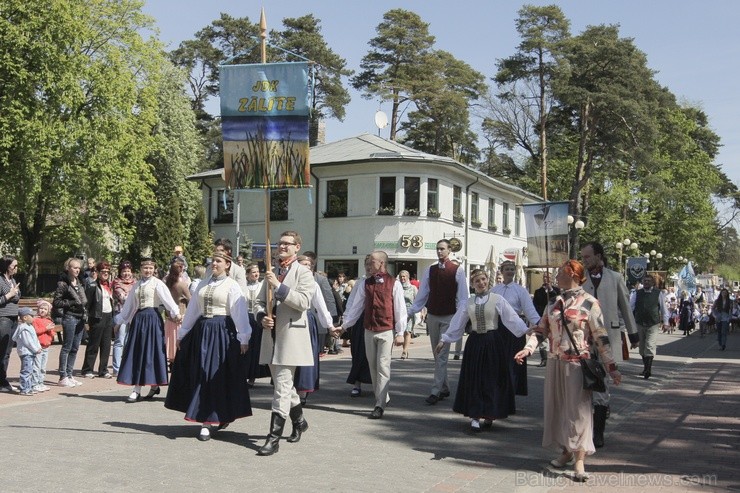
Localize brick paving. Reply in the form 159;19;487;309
0;327;736;492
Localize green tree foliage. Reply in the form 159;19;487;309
271;14;353;145
399;51;486;163
188;205;213;271
0;0;165;293
151;195;184;269
485;10;735;274
351;9;435;140
493;4;570;199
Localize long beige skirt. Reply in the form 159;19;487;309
542;358;595;455
164;320;180;363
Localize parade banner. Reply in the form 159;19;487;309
678;261;697;296
522;202;570;268
220;62;311;189
626;257;648;287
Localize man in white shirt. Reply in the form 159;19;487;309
333;251;406;419
408;239;468;405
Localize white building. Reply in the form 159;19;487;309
187;134;541;280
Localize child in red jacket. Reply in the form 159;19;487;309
32;300;56;392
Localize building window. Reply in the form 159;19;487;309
471;192;479;221
379;176;396;212
270;189;289;221
503;202;510;231
325;179;347;217
215;189;234;224
404;177;420;214
515;206;521;236
427;178;438;212
488;198;496;229
453;185;462;215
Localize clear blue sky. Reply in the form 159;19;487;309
142;0;740;185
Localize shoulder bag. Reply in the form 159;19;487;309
560;305;607;392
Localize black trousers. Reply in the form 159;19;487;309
82;312;113;375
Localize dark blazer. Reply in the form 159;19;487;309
533;285;560;317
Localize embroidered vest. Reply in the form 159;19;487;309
427;261;459;316
136;280;158;309
363;272;395;332
199;278;232;318
466;294;500;334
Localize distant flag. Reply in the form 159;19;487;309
678;261;697;296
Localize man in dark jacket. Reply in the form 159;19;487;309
532;272;560;367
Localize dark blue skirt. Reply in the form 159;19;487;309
294;311;320;392
244;314;270;380
117;308;168;386
499;322;528;396
346;315;371;385
453;330;516;420
164;316;252;424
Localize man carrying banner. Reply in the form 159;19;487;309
254;230;314;456
581;241;639;448
408;239;469;405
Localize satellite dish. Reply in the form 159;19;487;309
374;110;388;129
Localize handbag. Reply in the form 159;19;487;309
560;306;607;392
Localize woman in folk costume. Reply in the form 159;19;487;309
345;256;372;397
435;269;529;432
254;231;315;456
293;255;334;405
115;258;180;403
516;260;621;482
165;251;252;442
244;263;269;386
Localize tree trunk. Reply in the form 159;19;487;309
390;88;400;141
569;101;593;258
538;48;548;201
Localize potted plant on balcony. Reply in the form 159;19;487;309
471;219;482;228
377;206;396;216
426;208;441;218
453;212;465;223
403;208;420;216
488;224;498;232
502;227;512;235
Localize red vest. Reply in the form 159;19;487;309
363;272;396;332
427;260;459;316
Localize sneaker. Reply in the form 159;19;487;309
83;373;95;379
19;391;35;396
33;385;49;393
0;385;14;393
58;377;75;388
100;372;113;379
71;378;83;387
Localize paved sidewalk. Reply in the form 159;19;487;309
0;329;737;492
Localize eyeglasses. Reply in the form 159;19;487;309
100;270;110;274
278;241;297;247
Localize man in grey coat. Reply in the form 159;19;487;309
254;231;314;456
581;241;639;448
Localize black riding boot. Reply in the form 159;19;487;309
640;356;648;376
286;405;309;443
593;405;608;448
644;356;653;379
538;347;547;367
257;412;286;456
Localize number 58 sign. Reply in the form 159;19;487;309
400;235;423;249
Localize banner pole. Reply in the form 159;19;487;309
260;7;274;319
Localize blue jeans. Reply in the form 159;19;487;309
0;316;16;387
33;348;49;386
717;320;729;348
112;321;128;373
19;353;35;393
58;314;85;379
